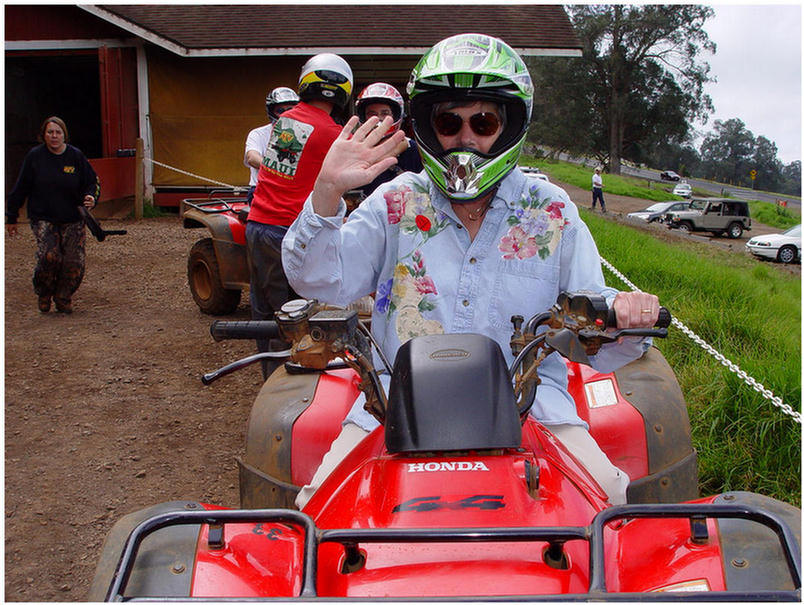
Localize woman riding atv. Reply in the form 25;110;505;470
281;33;661;509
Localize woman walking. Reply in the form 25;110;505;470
6;116;99;313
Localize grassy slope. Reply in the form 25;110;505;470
525;157;802;230
581;209;801;505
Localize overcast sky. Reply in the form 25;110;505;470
700;4;801;165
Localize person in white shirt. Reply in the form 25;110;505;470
592;166;606;212
243;87;299;202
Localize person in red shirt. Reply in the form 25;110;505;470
246;53;353;377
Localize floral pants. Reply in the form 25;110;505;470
30;220;86;303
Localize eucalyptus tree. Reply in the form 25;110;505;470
567;4;715;174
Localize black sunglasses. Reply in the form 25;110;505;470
433;112;501;137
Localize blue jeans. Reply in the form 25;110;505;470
592;187;605;210
245;221;298;377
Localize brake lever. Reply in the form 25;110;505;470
202;351;291;385
610;327;668;339
578;327;668;346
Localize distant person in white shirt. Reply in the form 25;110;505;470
592;166;606;212
243;87;299;203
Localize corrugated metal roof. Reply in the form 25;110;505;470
84;4;581;56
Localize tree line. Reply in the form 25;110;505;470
526;4;801;197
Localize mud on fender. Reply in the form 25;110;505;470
716;491;801;592
87;500;203;600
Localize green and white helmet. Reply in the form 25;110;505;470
407;33;534;201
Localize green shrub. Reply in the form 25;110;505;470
749;200;801;230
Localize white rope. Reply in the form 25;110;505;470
144;158;246;193
600;256;802;424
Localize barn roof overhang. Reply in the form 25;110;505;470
79;4;582;58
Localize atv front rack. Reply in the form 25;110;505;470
105;502;801;601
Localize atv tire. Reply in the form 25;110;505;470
188;238;241;315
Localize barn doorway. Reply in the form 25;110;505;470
5;52;102;193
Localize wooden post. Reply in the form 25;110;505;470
135;138;144;219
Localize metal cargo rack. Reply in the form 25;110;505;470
105;502;801;601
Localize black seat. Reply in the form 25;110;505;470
385;333;522;453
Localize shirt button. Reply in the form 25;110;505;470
462;299;469;307
300;243;306;249
456;224;463;229
469;257;477;264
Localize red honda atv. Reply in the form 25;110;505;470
182;190;366;316
89;292;801;600
182;193;251;316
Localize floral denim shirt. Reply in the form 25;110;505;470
283;168;649;431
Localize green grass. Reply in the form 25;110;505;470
522;155;681;202
582;209;801;506
134;203;171;218
748;200;801;230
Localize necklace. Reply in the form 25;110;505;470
466;199;492;221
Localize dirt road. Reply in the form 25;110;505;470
3;186;793;601
5;217;262;601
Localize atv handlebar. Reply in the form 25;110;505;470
210;320;280;342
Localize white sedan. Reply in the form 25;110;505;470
519;166;549;181
745;224;801;264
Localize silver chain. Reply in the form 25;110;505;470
600;257;801;424
145;158;246;192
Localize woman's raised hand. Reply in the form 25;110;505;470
311;115;408;216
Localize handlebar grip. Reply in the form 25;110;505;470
606;306;672;329
655;307;671;329
209;320;280;342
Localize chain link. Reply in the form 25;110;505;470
600;257;801;424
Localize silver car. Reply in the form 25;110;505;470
672;181;692;198
627;201;691;223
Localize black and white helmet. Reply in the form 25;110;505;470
297;53;353;110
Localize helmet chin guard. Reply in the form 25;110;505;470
444;151;482;199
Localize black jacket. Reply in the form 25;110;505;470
6;144;99;224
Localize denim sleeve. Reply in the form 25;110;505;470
283;193;388;306
556;199;651;373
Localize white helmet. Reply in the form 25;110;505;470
356;82;405;135
265;87;299;121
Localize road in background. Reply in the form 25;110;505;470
542;150;800;207
621;165;801;206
